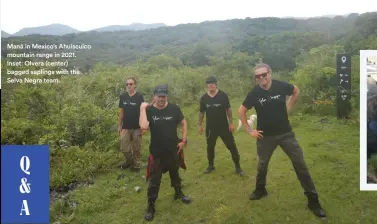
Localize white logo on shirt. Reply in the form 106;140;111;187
152;116;173;123
270;94;281;100
258;94;281;106
206;103;221;108
123;101;137;106
258;98;267;106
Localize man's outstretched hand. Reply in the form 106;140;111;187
229;123;235;132
177;142;185;155
140;128;148;136
249;130;263;140
198;126;204;135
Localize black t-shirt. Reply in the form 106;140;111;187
200;90;230;133
119;92;144;129
242;80;294;136
146;103;184;157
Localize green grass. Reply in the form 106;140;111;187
50;100;377;224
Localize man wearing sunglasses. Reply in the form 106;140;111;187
198;76;244;176
238;63;326;218
140;84;191;221
118;77;145;172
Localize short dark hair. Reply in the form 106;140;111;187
126;77;137;85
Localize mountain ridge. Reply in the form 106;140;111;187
2;11;375;72
1;23;168;37
1;30;10;38
1;13;358;37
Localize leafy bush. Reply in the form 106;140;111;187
50;146;120;190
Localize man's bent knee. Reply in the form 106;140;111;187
257;161;269;171
133;134;142;152
292;158;310;172
120;129;132;153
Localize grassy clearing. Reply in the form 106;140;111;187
50;100;377;224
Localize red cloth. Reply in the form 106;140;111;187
179;149;186;169
146;154;155;182
145;147;186;182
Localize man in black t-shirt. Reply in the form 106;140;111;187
198;76;244;176
238;63;326;218
118;77;145;172
140;84;191;222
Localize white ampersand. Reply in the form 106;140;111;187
19;177;31;194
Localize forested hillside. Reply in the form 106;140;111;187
2;23;168;37
1;11;376;191
2;12;374;72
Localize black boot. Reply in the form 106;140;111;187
120;163;132;170
174;187;191;204
235;167;244;176
249;185;268;200
306;193;326;218
144;199;156;221
235;162;244;176
130;167;140;173
204;164;215;174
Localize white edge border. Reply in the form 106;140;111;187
360;50;377;191
0;29;2;89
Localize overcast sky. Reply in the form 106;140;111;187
1;0;376;34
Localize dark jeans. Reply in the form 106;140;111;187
147;153;182;201
206;128;240;167
255;131;318;195
367;124;377;159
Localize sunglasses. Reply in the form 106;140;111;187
255;72;268;79
126;83;134;86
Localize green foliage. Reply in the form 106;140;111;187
236;32;332;70
1;12;374;191
1;118;43;144
147;54;184;70
343;12;377;54
50;146;120;190
291;44;360;116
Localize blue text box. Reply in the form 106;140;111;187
1;145;50;224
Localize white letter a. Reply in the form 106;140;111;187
20;200;30;215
